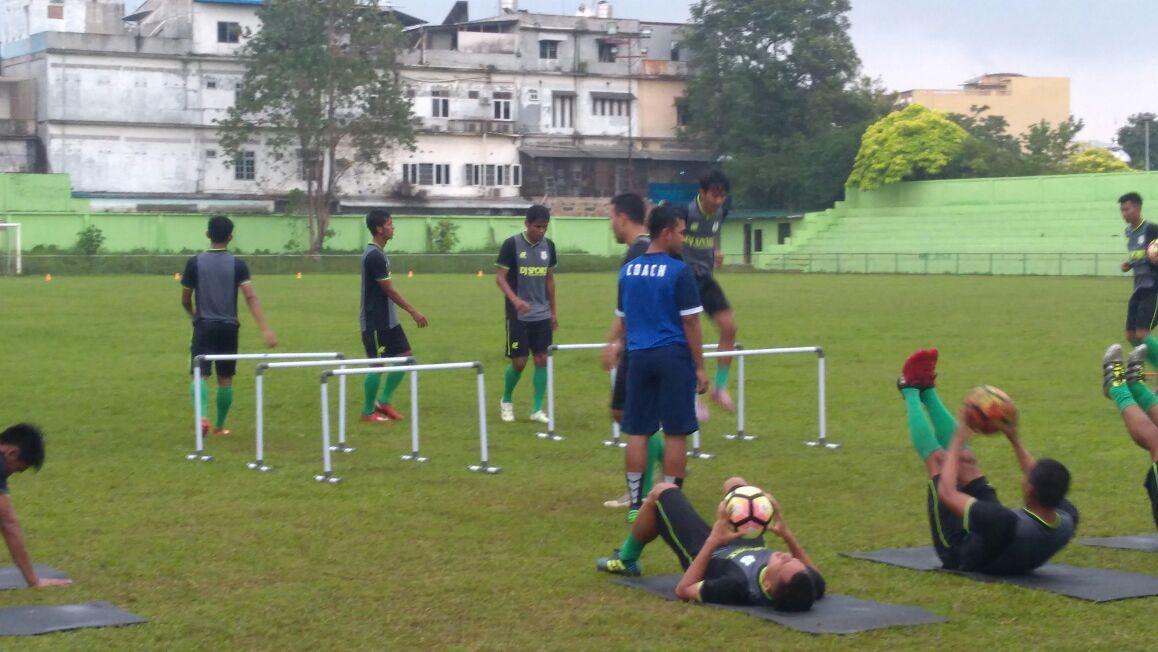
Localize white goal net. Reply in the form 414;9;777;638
0;223;21;276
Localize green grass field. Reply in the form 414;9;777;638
1;271;1155;650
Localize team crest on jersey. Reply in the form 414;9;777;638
712;222;720;235
540;251;548;260
1139;236;1146;245
739;555;756;566
519;251;527;259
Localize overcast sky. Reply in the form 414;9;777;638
404;0;1155;144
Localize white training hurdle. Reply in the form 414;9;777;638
188;352;344;462
534;343;837;455
250;356;413;472
315;362;500;484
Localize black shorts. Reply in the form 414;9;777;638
655;488;711;570
506;318;552;358
1126;288;1158;332
362;325;412;358
190;320;239;377
696;276;731;317
610;350;630;412
927;475;1016;570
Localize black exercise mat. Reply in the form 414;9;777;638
1079;534;1158;553
843;546;1158;602
614;575;946;634
0;602;146;636
0;565;70;590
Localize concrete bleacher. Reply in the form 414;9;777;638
755;172;1158;275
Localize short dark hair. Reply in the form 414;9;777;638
699;170;731;193
526;204;551;224
0;424;45;471
207;214;234;242
647;204;686;240
769;568;819;612
1029;458;1070;508
611;193;646;225
1120;192;1143;206
366;209;391;234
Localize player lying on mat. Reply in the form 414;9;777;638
0;424;71;588
1101;344;1158;530
899;349;1077;574
596;476;825;612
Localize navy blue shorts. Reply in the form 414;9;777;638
621;344;698;436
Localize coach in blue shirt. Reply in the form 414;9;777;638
614;205;708;518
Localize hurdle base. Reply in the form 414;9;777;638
805;438;841;450
329;444;356;454
401;452;430;463
185;451;213;462
601;438;627;448
467;461;503;474
313;472;342;484
687;449;716;460
535;430;566;442
246;460;274;472
722;431;757;442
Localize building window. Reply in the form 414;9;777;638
552;94;575;128
675;99;689;127
466;164;522;187
233;151;256;180
493;91;512;121
205;149;217;159
539;40;559;60
403;163;451;186
593;98;628;117
298;149;321;182
431;90;449;118
47;4;63;19
217;22;241;44
468;90;479;99
205;78;218;90
670;42;681;62
598;42;617;63
754;228;764;252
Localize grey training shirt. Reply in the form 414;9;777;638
181;250;251;323
1125;221;1158;290
684;196;725;279
496;233;558;322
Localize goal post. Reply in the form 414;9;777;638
0;223;21;276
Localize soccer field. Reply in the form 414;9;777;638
1;271;1154;650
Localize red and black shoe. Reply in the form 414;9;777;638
898;348;939;393
374;402;404;421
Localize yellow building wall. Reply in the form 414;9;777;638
903;77;1070;139
637;78;686;139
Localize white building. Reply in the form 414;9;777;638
0;0;706;210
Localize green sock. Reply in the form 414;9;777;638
641;431;665;495
362;374;383;416
920;387;959;448
619;533;645;562
1145;335;1158;368
191;379;209;415
378;370;405;405
215;387;233;429
502;364;523;403
714;364;730;390
1128;380;1158;412
1111;384;1137;412
904;388;941;461
532;365;548;412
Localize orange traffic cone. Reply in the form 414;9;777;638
44;274;52;282
296;272;302;279
476;270;484;278
174;272;182;281
407;270;414;278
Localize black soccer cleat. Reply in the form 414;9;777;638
1103;344;1126;398
1127;344;1148;384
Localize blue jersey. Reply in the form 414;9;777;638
616;252;702;351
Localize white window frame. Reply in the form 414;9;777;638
233;151;256;180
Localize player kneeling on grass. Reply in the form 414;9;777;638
0;424;71;589
1100;344;1158;530
899;349;1077;574
596;477;825;612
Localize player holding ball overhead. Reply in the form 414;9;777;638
898;349;1077;574
595;476;825;612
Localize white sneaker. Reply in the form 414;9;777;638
529;410;550;424
500;401;515;423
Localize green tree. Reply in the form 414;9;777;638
1020;117;1084;174
943;105;1026;178
683;0;887;210
1115;113;1158;170
846;104;968;191
1065;147;1131;174
218;0;415;254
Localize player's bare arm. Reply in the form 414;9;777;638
240;282;278;347
378;279;428;327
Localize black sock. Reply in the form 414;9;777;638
1146;463;1158;531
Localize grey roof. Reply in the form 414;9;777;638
520;146;711;162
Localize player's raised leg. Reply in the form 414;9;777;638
1105;344;1158;528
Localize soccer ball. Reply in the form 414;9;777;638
1148;241;1158;265
963;385;1017;434
724;486;775;539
